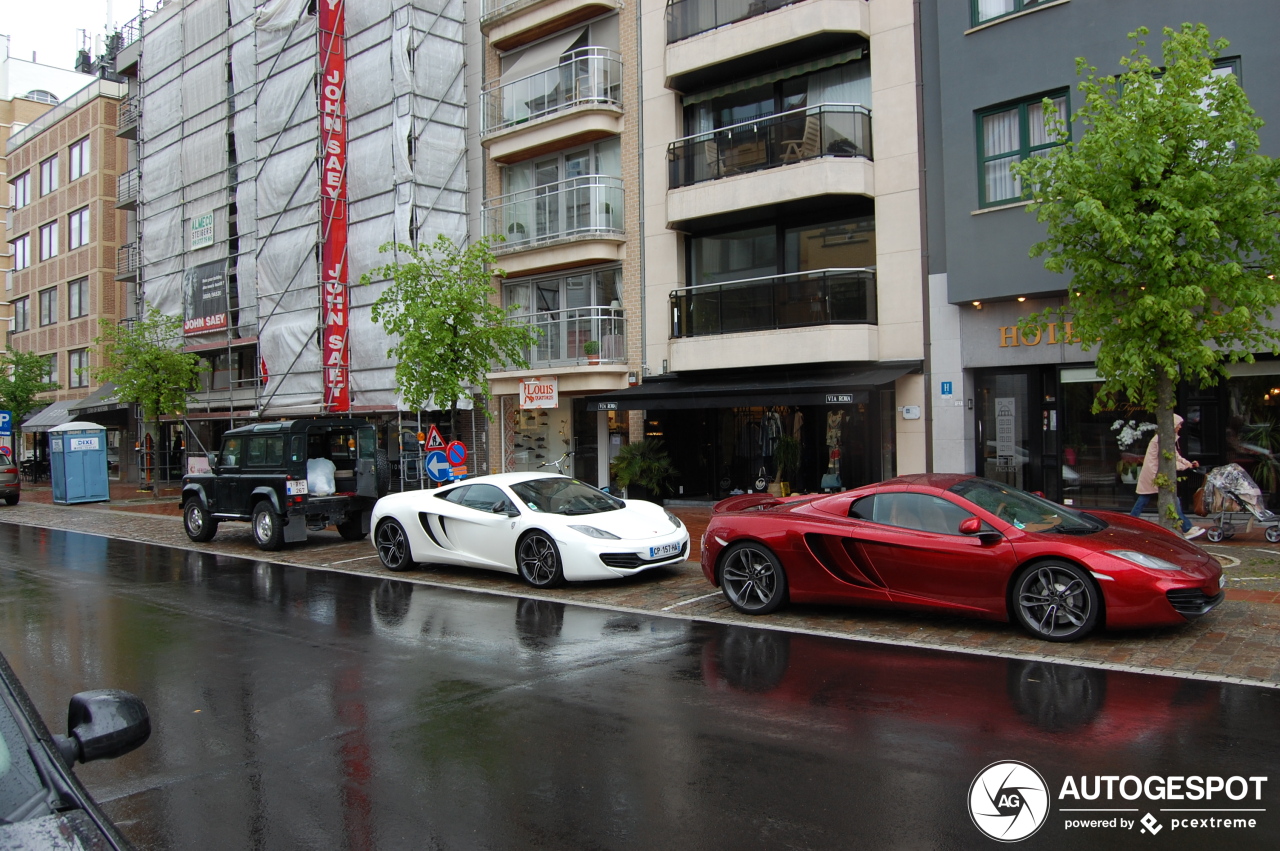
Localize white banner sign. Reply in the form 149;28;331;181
520;377;558;409
69;437;100;451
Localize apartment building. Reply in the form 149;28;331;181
5;78;134;474
469;0;641;486
571;0;927;500
921;0;1280;510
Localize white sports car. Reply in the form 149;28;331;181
369;472;690;587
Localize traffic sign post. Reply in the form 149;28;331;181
424;425;446;451
424;450;452;483
445;440;467;466
0;410;11;438
0;446;11;458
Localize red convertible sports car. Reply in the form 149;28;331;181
700;474;1224;641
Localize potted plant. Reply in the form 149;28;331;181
768;434;801;497
610;438;677;502
583;339;600;365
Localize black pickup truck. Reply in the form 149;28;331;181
181;418;388;550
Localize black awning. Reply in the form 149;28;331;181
67;383;128;416
585;363;920;411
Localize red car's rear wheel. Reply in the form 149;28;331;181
719;542;788;615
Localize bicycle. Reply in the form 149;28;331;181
537;451;575;475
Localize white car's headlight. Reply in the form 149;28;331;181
569;524;620;540
665;510;683;529
1107;550;1182;571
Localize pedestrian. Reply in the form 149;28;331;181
1130;414;1203;539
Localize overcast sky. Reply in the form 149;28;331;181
3;1;138;71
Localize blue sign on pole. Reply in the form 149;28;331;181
0;410;11;437
940;381;953;397
424;450;453;482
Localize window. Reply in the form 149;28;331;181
39;156;58;195
11;235;30;271
977;91;1067;207
972;0;1048;26
68;278;89;318
69;349;90;388
458;483;509;512
871;492;975;536
11;173;30;209
69;208;90;249
245;436;285;467
69;137;91;180
39;287;57;326
41;353;57;385
13;297;30;332
24;89;58;105
39;221;58;260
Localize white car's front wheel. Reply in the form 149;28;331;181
517;531;565;588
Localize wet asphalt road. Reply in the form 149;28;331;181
2;522;1279;850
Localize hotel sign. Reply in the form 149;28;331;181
319;0;350;412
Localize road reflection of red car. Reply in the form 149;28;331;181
700;474;1223;641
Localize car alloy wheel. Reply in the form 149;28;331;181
183;499;217;543
517;532;565;588
252;503;284;551
375;519;413;571
1014;561;1099;642
719;541;788;615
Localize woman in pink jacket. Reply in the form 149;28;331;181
1129;414;1203;539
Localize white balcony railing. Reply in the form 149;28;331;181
481;47;622;136
670;267;876;337
483;175;624;249
499;306;627;370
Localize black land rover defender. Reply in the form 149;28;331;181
181;418;389;550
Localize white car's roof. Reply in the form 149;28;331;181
446;472;571;488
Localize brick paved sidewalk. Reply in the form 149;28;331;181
3;494;1280;688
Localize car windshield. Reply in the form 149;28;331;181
509;477;623;516
949;478;1104;534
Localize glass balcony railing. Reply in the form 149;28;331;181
481;0;540;23
666;0;825;44
499;306;627;370
483;175;624;249
670;268;876;338
482;48;623;135
668;103;872;189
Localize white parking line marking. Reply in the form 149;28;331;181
330;555;381;564
1253;549;1280;556
661;592;722;611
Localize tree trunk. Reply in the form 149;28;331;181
1154;372;1179;532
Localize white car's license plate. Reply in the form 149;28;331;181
287;480;308;496
649;542;681;560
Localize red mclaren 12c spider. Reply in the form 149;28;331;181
700;474;1224;641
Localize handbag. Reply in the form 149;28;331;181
821;472;842;490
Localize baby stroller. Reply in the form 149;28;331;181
1200;463;1280;543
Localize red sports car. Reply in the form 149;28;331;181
700;474;1224;641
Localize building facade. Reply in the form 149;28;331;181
921;0;1280;510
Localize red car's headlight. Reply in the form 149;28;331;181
1107;550;1182;571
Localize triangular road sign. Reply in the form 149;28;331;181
424;425;446;450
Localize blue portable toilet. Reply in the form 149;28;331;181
49;422;110;504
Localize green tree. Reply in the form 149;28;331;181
1014;24;1280;530
359;235;537;426
0;347;60;458
95;309;201;483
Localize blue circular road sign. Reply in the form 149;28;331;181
424;450;453;482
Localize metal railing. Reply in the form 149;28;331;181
117;95;140;136
666;0;831;43
116;169;139;207
483;175;624;249
116;243;140;279
670;268;876;337
482;48;622;135
498;306;627;370
669;103;872;189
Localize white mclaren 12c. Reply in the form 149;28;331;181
369;473;690;587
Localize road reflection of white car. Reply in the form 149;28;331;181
370;473;690;587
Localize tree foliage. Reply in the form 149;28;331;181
0;347;60;452
1014;23;1280;528
359;234;537;416
94;308;201;427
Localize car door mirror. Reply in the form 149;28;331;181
57;689;151;765
206;452;219;468
494;501;520;518
959;516;1003;545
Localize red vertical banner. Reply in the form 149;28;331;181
319;0;350;412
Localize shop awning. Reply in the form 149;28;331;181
20;400;76;433
67;383;129;417
585;363;919;411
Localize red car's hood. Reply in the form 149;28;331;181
1068;511;1219;577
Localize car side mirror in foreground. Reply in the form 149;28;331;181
53;689;151;767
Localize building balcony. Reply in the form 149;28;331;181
666;104;872;225
116;95;140;139
483;175;625;275
482;0;623;52
481;48;623;163
665;0;868;91
494;305;627;372
116;169;139;210
115;242;140;281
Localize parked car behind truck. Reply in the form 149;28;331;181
181;417;389;550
